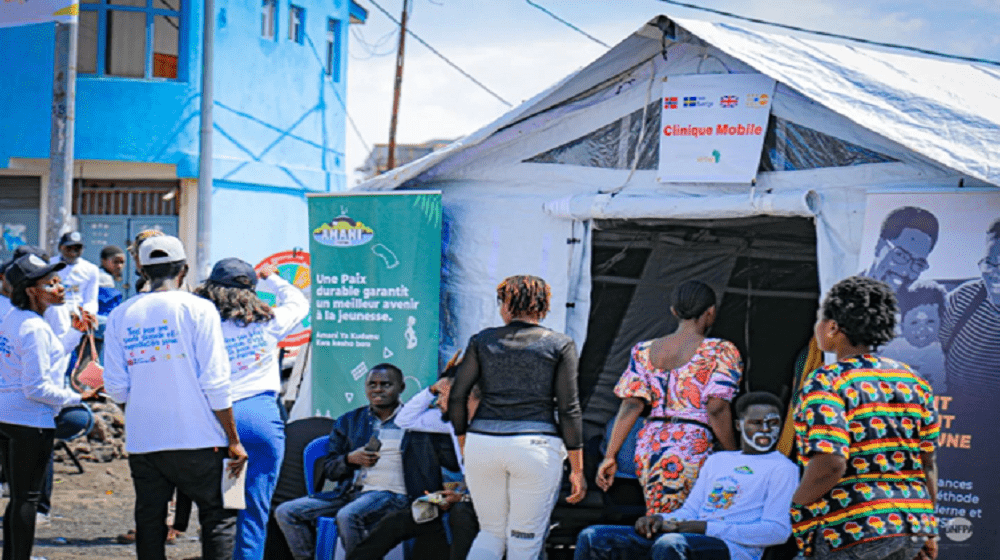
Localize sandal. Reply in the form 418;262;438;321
116;529;136;544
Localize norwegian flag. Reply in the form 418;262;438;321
721;95;738;108
663;96;678;109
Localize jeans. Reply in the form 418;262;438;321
575;525;730;560
811;534;926;560
128;447;237;560
464;433;566;560
232;392;286;560
0;422;55;560
347;500;480;560
335;490;411;555
275;493;354;560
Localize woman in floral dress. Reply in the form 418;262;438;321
596;280;743;515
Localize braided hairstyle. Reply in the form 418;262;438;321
820;276;897;348
497;275;550;320
672;280;717;320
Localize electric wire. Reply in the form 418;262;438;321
656;0;1000;67
366;0;513;107
350;26;398;59
525;0;610;48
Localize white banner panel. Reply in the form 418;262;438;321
0;0;77;28
657;73;776;184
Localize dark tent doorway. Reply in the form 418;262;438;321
579;216;820;438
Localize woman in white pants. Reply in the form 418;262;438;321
448;275;586;560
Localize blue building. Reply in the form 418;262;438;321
0;0;367;286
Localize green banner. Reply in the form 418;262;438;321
307;192;441;418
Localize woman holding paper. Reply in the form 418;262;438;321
195;257;308;560
0;255;95;560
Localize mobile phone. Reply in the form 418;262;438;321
364;434;382;452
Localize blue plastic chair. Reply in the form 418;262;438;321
302;436;343;559
302;436;405;560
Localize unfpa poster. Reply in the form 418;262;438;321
858;190;1000;557
307;192;441;419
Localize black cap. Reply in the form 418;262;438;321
208;258;258;290
13;244;49;261
58;231;84;247
5;254;66;291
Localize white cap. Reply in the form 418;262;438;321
139;235;187;266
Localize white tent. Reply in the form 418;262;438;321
313;15;999;428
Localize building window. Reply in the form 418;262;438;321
261;0;276;40
325;18;340;80
288;5;304;44
78;0;182;80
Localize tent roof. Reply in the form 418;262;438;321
357;15;1000;191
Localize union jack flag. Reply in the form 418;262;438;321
720;95;738;108
664;97;678;109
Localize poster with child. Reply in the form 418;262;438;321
859;190;1000;558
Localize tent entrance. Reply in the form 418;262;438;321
579;216;820;436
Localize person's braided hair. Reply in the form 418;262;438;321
820;276;897;348
194;282;274;326
497;275;550;320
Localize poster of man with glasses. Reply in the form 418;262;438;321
856;190;1000;556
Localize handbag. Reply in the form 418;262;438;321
71;329;105;391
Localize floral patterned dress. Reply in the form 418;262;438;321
613;338;743;515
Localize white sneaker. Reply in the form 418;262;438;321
35;512;51;527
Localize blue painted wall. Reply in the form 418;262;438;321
210;181;309;265
0;0;355;258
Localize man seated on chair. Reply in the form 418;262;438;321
574;392;799;560
275;363;413;560
348;357;480;560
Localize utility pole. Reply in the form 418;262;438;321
385;0;409;171
46;20;78;253
196;0;215;281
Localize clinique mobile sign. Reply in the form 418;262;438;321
657;73;776;184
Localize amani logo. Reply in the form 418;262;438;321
313;207;374;247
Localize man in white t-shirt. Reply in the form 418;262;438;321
48;232;99;354
104;235;247;560
50;231;99;316
574;392;799;560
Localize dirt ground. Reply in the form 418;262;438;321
2;457;203;560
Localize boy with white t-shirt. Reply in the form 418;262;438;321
103;236;247;560
575;392;799;560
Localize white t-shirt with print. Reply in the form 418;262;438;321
665;450;799;560
222;275;308;402
0;307;82;428
51;256;100;315
104;290;232;453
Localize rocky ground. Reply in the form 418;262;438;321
1;402;203;559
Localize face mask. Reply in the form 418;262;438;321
741;413;781;452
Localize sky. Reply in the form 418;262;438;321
343;0;1000;185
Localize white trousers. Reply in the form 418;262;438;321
464;433;567;560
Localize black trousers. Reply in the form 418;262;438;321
347;500;479;560
0;421;55;560
128;447;237;560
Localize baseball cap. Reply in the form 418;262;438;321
5;254;66;290
138;235;187;266
208;258;258;290
58;231;84;247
